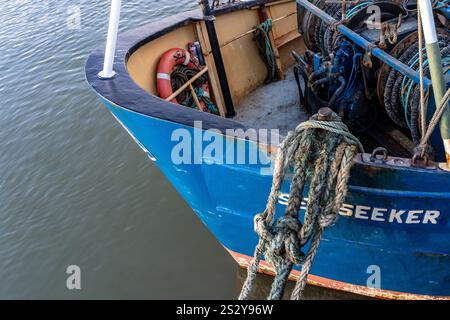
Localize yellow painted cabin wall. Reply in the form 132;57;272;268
205;1;304;104
213;9;268;104
269;1;305;68
126;1;304;107
127;24;198;95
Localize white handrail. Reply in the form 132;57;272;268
418;0;437;44
98;0;122;79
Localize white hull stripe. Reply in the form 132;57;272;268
157;73;171;81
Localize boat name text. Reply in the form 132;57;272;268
278;194;440;225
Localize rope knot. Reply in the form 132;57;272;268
254;213;273;241
239;109;361;301
318;213;338;228
265;216;305;267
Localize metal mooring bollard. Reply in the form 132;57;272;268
318;107;333;121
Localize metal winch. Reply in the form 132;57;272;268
294;0;450;154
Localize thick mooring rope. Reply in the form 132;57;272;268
239;110;363;300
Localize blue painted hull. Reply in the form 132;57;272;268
102;99;450;299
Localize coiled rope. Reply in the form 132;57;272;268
384;32;450;143
254;19;278;84
313;2;373;55
239;110;363;300
171;65;219;115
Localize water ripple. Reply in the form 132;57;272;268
0;0;236;299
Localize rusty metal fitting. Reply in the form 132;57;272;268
370;147;389;163
318;107;333;121
412;153;430;168
411;144;433;168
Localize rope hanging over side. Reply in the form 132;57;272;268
254;19;278;84
239;109;363;300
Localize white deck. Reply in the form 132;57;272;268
233;70;309;136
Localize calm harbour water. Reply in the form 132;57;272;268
0;0;240;299
0;0;359;299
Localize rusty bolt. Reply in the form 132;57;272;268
318;107;333;121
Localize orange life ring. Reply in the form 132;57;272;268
156;48;210;111
157;48;196;102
